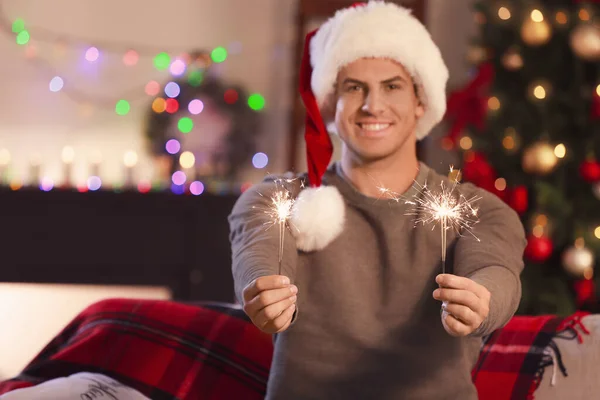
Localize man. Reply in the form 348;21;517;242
229;2;526;399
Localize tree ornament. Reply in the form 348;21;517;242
570;23;600;61
522;142;558;175
562;240;595;277
521;17;552;46
507;185;528;215
579;159;600;182
524;235;553;263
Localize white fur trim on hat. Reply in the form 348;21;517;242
290;185;345;252
310;1;449;140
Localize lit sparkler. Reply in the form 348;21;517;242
255;177;301;274
376;167;481;274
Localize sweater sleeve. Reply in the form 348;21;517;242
452;188;527;337
228;177;300;305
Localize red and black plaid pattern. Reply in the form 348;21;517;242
0;299;274;400
472;312;590;400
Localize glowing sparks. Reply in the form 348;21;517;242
376;167;481;274
255;177;303;274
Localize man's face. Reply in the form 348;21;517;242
330;58;424;163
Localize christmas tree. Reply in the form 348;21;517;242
444;1;600;316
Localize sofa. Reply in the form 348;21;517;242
0;299;597;399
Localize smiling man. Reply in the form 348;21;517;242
228;2;527;399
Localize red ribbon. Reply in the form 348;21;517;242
444;63;495;143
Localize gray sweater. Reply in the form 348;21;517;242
229;162;527;399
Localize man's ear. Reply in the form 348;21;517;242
415;102;425;119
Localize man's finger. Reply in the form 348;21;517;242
243;275;290;303
433;288;480;312
443;303;481;328
269;304;297;334
245;286;298;316
435;274;488;299
442;311;470;337
256;296;297;328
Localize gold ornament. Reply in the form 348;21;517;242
466;45;489;64
502;47;524;70
521;18;552;46
522;142;558;175
562;241;595;277
570;23;600;61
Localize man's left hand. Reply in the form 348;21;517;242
433;274;490;337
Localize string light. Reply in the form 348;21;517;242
252;152;269;169
498;7;511;21
178;117;193;133
85;47;99;62
579;8;590;21
152;98;167;113
188;99;204;114
115;100;130;115
494;178;507;191
555;11;568;25
179;151;195;168
488;96;501;111
224;89;239;104
49;76;64;92
169;59;186;76
123;151;138;167
531;9;544;22
122;50;139;66
248;93;266;111
189;181;205;195
554;144;566;158
154;52;171;70
164;82;181;98
165;139;181;154
165;99;179;113
594;226;600;239
145;81;160;96
172;171;186;185
211;47;228;63
87;176;102;191
459;136;473;150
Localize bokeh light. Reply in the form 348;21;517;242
137;180;151;193
123;151;138;167
252;152;269;169
224;89;239;104
211;47;228;63
40;177;54;192
123;50;139;66
248;94;265;111
178;117;193;134
61;146;75;164
188;99;204;114
188;70;203;87
115;100;130;115
165;82;181;98
145;81;160;96
179;151;195;168
0;149;11;165
171;184;185;195
170;59;186;76
152;98;167;113
154;52;171;70
165;139;181;154
189;181;205;195
87;176;102;191
165;99;179;113
16;30;30;45
49;76;64;92
12;18;25;33
85;47;99;62
172;171;187;185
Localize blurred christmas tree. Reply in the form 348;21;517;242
444;1;600;316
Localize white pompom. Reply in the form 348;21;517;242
290;185;345;252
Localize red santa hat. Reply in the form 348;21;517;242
290;1;449;252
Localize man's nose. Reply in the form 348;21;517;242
361;91;385;115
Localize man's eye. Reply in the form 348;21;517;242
347;85;361;92
387;84;401;90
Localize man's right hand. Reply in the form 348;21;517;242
242;275;298;334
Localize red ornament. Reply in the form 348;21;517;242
507;185;528;215
574;279;596;308
524;235;553;263
579;159;600;182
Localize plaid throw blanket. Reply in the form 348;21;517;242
0;299;274;400
0;298;591;400
472;311;590;400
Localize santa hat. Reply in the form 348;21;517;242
290;1;449;252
